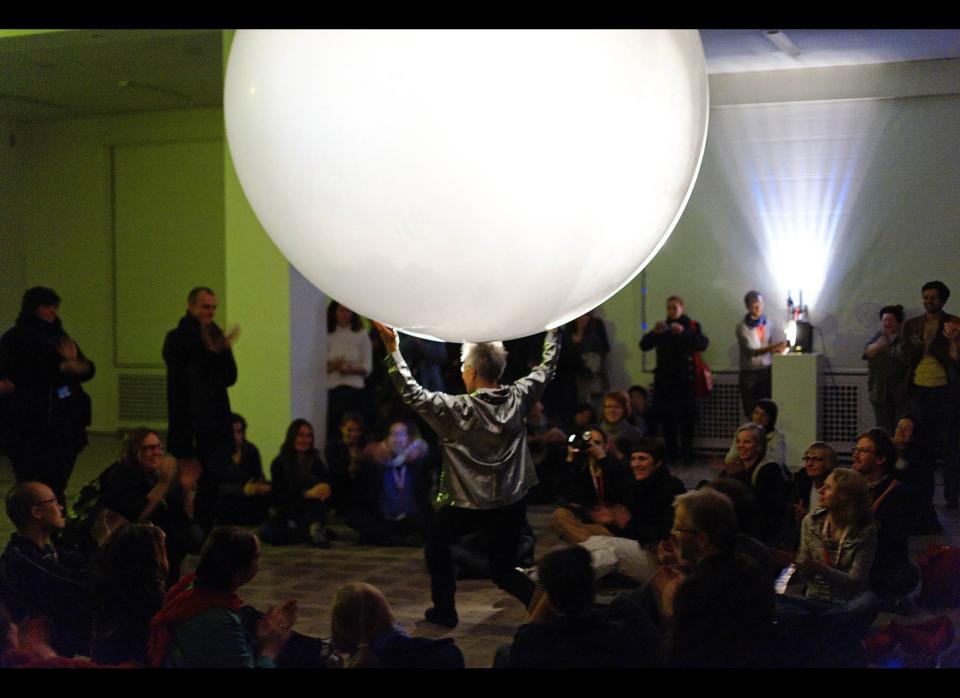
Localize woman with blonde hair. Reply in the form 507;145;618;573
330;582;464;668
790;468;880;628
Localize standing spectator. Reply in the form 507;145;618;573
901;281;960;509
214;413;271;526
736;290;787;418
163;286;239;530
97;428;204;584
374;321;558;629
0;482;92;658
0;287;95;503
326;301;373;438
567;311;610;412
260;419;333;548
862;304;908;434
640;295;709;465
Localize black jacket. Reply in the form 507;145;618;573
162;314;237;459
614;465;686;544
639;314;709;389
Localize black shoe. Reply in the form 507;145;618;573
424;606;458;628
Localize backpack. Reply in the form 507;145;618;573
57;465;129;555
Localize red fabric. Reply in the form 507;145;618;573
146;573;244;667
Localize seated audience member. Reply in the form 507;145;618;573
0;604;134;668
97;428;204;583
260;419;333;548
330;582;464;668
0;482;92;657
600;391;646;461
627;385;650;435
524;400;568;503
578;438;685;584
703;478;776;583
851;428;920;601
89;523;169;665
789;468;880;628
346;419;432;547
550;426;625;544
668;488;775;668
724;398;786;470
148;528;298;668
778;442;837;552
566;402;598;436
214;413;271;525
324;412;368;517
505;546;661;668
720;422;787;545
892;415;942;534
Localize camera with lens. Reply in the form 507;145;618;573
567;429;594;453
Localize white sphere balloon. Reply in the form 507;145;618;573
225;30;708;342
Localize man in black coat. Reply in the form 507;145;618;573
163;286;238;529
640;294;709;464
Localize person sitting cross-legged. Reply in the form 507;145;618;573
499;545;662;668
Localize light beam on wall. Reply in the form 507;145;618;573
711;99;882;317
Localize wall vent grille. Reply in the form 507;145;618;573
118;373;166;423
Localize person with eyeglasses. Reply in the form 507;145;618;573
0;481;93;658
96;427;204;584
776;442;838;552
850;428;920;607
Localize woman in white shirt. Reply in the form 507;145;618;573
327;301;373;437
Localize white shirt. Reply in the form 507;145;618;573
327;327;373;390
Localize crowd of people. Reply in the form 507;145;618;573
0;278;957;668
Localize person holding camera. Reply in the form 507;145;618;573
549;426;627;544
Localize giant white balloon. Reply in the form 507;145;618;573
225;30;708;342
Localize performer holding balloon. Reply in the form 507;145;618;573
373;321;559;628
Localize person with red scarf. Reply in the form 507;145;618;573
147;528;296;668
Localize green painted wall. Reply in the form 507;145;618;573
0;120;25;328
222;30;291;452
14;108;225;433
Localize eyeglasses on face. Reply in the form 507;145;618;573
851;447;875;455
140;442;165;452
32;496;58;507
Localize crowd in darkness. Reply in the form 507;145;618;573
0;278;957;668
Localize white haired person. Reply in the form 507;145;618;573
373;321;559;629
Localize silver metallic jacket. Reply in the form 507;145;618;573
386;330;559;510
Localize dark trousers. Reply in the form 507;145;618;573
9;438;80;506
652;384;696;464
739;368;771;419
911;384;960;504
346;507;428;546
425;499;535;614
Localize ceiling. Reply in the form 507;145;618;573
1;29;960;123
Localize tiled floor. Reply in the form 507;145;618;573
3;433;960;668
